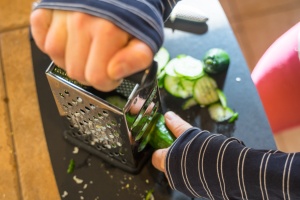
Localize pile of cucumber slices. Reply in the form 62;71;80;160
154;47;238;123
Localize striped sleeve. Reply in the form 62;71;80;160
34;0;179;53
165;128;300;199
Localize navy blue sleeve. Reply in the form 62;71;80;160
165;128;300;199
35;0;179;53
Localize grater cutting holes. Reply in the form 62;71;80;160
46;61;161;173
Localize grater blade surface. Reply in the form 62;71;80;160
45;62;161;173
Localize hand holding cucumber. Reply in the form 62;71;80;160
151;111;192;173
108;47;238;153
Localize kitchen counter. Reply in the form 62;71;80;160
30;0;276;199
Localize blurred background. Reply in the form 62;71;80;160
0;0;299;199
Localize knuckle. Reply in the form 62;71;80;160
30;10;44;26
131;41;153;67
174;123;191;135
30;9;52;29
69;12;87;29
66;67;84;81
44;41;63;57
85;72;105;86
43;30;66;57
85;73;119;92
96;20;120;37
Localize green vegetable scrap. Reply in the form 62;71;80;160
208;103;239;123
67;159;75;174
154;47;170;74
157;47;238;123
105;96;127;108
145;189;154;200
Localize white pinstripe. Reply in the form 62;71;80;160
259;150;271;200
283;153;291;200
237;147;248;200
166;0;173;10
216;138;231;200
287;153;296;200
219;140;236;200
99;0;164;38
165;128;200;190
263;152;272;200
181;131;204;197
198;134;220;200
241;147;250;200
165;131;182;190
137;0;164;21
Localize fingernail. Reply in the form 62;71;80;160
165;111;177;121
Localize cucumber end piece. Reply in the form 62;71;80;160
228;112;239;123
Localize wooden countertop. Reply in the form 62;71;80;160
0;28;60;200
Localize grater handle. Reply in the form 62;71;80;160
125;61;157;85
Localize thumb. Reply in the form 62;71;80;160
152;148;169;173
151;112;192;172
164;111;192;138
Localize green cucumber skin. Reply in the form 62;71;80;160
164;75;192;99
203;48;230;74
148;113;175;149
193;76;219;106
128;112;175;151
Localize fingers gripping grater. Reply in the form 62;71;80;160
45;61;161;173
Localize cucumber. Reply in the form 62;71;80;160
154;47;170;74
216;89;227;107
157;69;166;88
182;97;198;110
193;76;219;105
160;51;238;123
228;112;239;123
164;56;204;79
173;56;204;80
163;56;204;98
164;58;180;77
163;75;193;98
208;103;238;122
203;48;230;74
137;113;175;152
105;96;127;108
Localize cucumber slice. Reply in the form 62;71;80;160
174;56;204;80
208;103;236;122
177;54;188;58
154;47;170;74
182;97;198;110
164;56;204;80
193;76;219;105
181;78;194;95
216;89;227;107
228;112;239;123
157;69;166;88
164;75;192;98
164;58;179;77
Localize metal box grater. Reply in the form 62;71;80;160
45;61;161;173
